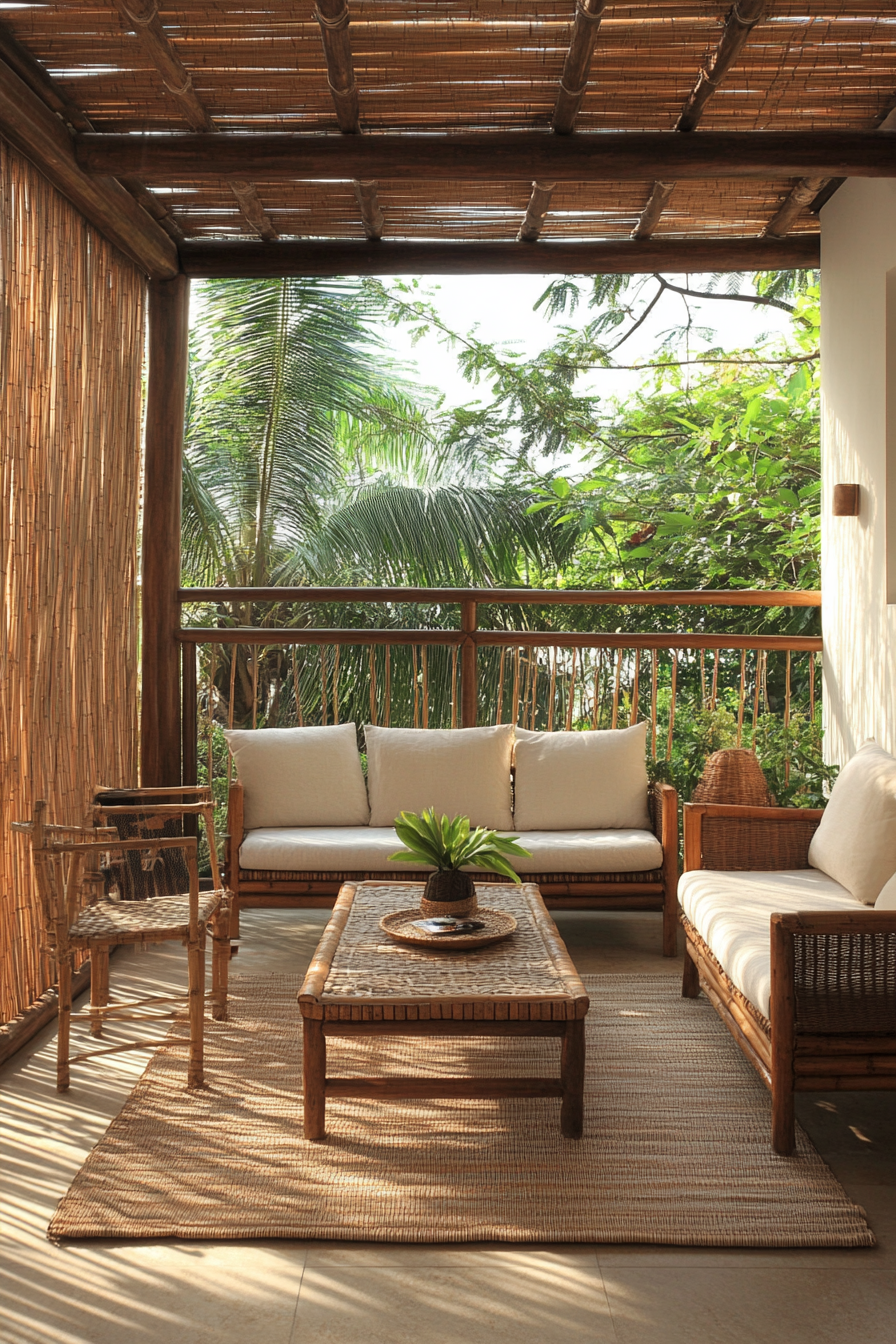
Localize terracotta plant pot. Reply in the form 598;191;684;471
419;869;478;918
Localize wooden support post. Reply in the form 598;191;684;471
770;915;796;1155
186;936;205;1088
460;599;478;728
682;944;700;998
303;1015;327;1140
560;1016;585;1138
142;274;190;787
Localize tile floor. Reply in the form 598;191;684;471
1;910;894;1344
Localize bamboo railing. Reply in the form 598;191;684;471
177;587;823;794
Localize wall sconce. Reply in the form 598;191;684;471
833;484;860;516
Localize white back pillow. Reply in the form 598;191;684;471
808;740;896;904
365;724;514;830
224;724;369;829
513;722;651;831
874;872;896;909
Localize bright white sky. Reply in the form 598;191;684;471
375;271;794;414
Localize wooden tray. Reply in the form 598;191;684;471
379;907;517;952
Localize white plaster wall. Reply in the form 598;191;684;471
820;178;896;761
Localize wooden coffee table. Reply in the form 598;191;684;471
298;880;590;1141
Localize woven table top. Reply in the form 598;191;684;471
299;882;589;1022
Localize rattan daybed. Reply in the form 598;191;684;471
680;783;896;1155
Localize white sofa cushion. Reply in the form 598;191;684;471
365;724;514;830
513;723;650;831
511;829;662;874
679;868;863;1019
239;826;663;875
808;740;896;904
874;872;896;909
224;724;370;830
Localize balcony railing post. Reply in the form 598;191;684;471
182;643;198;788
461;599;478;728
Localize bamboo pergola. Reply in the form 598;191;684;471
0;3;894;1034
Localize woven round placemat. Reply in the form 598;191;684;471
692;748;774;806
379;907;517;951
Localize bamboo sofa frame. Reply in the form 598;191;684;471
681;802;896;1154
225;778;680;955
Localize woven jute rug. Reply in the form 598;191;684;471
49;974;874;1246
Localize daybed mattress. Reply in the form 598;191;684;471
678;868;863;1019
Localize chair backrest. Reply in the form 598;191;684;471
93;787;222;899
12;801;114;949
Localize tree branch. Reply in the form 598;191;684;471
655;276;797;316
556;351;818;372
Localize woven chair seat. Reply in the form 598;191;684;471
71;891;223;943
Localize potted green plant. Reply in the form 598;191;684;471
389;809;531;916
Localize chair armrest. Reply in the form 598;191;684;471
683;803;824;873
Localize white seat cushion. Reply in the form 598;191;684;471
365;724;514;830
678;868;864;1019
240;827;414;873
239;826;663;875
224;724;370;830
808;740;896;904
511;829;662;874
513;723;651;830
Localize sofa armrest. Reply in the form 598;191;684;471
650;781;680;958
224;782;244;892
772;910;896;1035
683;803;824;875
650;781;678;852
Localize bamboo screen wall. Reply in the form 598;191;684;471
0;139;144;1025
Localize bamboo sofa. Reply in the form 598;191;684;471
224;721;680;955
679;740;896;1154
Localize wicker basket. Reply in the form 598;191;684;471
692;749;774;807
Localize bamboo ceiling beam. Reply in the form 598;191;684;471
179;236;819;278
113;1;277;241
517;181;556;242
314;0;360;134
520;0;605;242
0;18;183;241
0;54;177;276
314;0;384;241
763;107;896;239
353;179;384;239
75;130;896;181
552;0;606;135
633;0;767;240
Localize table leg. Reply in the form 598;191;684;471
560;1017;585;1139
303;1015;327;1141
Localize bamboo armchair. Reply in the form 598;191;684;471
681;802;896;1154
13;786;230;1091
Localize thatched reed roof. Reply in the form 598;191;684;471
1;3;894;258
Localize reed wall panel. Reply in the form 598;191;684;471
0;139;144;1025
